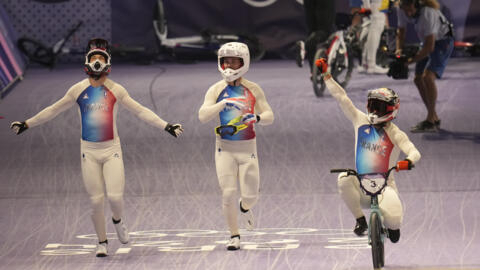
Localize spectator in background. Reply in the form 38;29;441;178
352;0;391;74
396;0;454;132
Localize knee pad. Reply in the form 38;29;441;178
90;194;104;206
222;188;237;206
90;194;105;213
383;210;403;230
337;173;356;190
106;193;123;204
240;195;258;210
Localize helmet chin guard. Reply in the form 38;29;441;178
218;42;250;82
84;38;111;78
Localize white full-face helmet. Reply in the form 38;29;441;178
217;42;250;82
84;38;111;79
367;87;400;125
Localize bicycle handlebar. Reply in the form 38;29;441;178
330;164;414;177
330;168;356;174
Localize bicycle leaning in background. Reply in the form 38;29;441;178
311;9;396;97
17;21;83;68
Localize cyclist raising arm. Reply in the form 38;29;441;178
316;58;420;243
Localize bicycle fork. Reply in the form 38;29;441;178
368;196;386;245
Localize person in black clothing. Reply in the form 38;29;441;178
296;0;336;71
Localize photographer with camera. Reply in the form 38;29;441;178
396;0;454;133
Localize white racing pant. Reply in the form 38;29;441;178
362;9;387;69
80;139;125;242
215;138;259;236
338;172;403;230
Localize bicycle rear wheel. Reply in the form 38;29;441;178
312;48;326;97
370;212;385;269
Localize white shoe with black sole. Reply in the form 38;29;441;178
227;235;240;250
95;241;108;257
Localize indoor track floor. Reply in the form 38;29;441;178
0;58;479;270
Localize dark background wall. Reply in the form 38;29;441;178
1;0;111;62
0;0;478;62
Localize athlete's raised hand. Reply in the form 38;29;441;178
10;121;28;135
315;58;331;79
165;123;184;138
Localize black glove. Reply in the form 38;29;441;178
164;123;183;138
10;121;28;135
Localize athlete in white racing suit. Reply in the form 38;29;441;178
10;38;183;257
316;58;420;243
198;42;274;250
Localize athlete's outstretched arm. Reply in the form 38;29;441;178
388;124;421;164
120;94;168;129
12;88;75;131
119;87;183;137
11;88;76;135
315;59;363;123
324;77;363;124
253;88;274;126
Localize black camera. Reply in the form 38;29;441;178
387;55;409;79
387;44;419;80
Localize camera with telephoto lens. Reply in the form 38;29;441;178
387;55;409;79
387;45;419;80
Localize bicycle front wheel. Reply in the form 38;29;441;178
312;48;326;97
370;212;385;269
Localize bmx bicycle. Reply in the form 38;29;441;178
153;0;265;61
17;21;83;68
330;161;413;269
311;10;396;97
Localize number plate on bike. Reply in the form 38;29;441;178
359;174;387;196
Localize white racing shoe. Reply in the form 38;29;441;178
239;199;255;231
113;218;130;244
95;241;108;257
227;235;240;250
